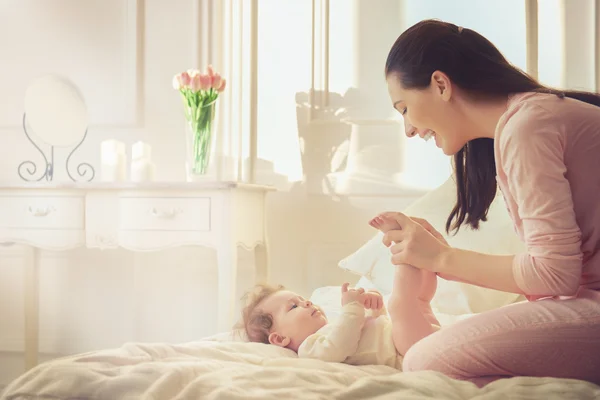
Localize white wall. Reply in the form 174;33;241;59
2;0;596;388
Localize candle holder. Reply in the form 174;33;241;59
17;113;95;182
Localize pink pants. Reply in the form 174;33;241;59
402;288;600;387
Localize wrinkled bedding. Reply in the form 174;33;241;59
2;339;599;400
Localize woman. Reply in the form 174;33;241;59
382;19;600;386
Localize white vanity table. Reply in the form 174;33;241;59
0;181;273;371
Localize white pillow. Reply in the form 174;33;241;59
339;176;525;314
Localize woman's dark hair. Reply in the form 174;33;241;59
385;19;600;234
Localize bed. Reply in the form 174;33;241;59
1;330;598;399
3;178;600;399
2;285;598;400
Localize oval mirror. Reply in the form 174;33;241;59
24;75;88;147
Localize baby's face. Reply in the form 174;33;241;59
260;290;327;352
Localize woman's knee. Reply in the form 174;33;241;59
401;327;474;377
402;333;446;373
401;341;424;372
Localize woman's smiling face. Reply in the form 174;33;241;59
386;71;470;156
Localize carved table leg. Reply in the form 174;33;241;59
216;240;238;333
24;247;39;371
254;243;269;283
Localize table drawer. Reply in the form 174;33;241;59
119;197;211;231
0;196;84;230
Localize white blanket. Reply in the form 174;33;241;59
2;339;598;400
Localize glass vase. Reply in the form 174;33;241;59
185;100;216;181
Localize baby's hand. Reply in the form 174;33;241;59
341;282;365;306
362;290;384;312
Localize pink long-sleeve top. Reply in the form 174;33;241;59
494;92;600;300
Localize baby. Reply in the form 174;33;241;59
239;212;441;369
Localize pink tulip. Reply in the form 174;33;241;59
173;66;225;93
180;71;191;87
187;69;200;78
173;72;193;90
206;65;215;78
189;74;202;91
199;74;211;91
211;73;222;90
217;79;226;92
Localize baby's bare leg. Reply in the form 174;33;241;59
418;270;441;329
419;269;437;303
369;214;440;304
369;213;441;355
388;264;441;357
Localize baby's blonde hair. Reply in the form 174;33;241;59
238;283;284;343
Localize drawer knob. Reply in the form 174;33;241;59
28;206;55;217
149;207;181;219
95;234;117;249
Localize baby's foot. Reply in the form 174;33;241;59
369;213;401;233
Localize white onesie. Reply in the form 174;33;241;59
297;301;403;369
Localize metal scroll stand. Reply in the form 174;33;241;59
14;111;97;371
17;113;95;182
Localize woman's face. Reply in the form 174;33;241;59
386;71;468;155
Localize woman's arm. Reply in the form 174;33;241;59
497;108;583;296
437;249;522;293
389;215;523;292
438;107;583;297
406;217;514;290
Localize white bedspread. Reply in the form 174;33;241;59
2;340;599;400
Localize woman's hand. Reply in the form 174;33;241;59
409;216;449;247
407;218;460;281
379;212;451;272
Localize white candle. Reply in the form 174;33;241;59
101;158;126;182
101;140;125;157
100;139;126;182
130;141;154;182
132;141;151;162
130;159;155;182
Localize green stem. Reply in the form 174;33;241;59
188;100;216;175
